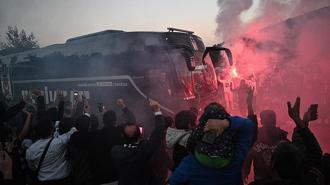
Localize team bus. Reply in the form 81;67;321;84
0;28;232;123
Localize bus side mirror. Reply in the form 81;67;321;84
202;47;233;67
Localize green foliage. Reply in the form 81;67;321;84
0;26;39;55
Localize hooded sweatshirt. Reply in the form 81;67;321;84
166;127;192;169
166;127;191;148
170;116;255;185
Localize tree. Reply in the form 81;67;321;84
0;26;39;55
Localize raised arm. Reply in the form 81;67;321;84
136;101;165;160
246;87;258;144
229;116;255;164
56;90;65;121
287;97;323;168
71;95;84;121
33;89;46;119
18;111;33;141
117;98;136;124
242;148;254;183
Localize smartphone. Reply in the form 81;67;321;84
26;106;36;113
310;104;318;121
202;132;217;144
97;102;104;112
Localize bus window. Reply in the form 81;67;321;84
192;53;218;95
168;51;194;99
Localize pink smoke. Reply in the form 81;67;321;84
216;1;330;152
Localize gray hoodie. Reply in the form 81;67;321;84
166;127;192;148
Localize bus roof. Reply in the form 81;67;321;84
0;29;203;64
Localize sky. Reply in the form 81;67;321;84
0;0;220;47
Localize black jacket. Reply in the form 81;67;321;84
68;131;95;185
111;115;165;185
89;125;124;184
250;127;324;185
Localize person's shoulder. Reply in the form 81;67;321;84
230;116;251;123
68;132;82;144
276;127;288;139
111;144;134;161
27;139;45;149
26;139;46;155
111;145;125;155
180;154;195;164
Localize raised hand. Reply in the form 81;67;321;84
82;96;91;113
31;89;43;97
76;94;83;103
287;97;304;128
246;86;254;115
247;86;254;105
22;108;33;117
23;91;32;103
204;119;230;135
0;151;13;179
56;90;65;102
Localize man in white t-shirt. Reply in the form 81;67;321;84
26;117;76;184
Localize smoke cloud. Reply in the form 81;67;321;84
216;0;330;40
216;1;330;152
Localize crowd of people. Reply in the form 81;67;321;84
0;88;329;185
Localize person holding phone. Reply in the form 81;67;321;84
250;97;325;185
111;101;165;185
89;108;123;184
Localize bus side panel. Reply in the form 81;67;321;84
13;78;158;134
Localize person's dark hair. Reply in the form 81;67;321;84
103;110;117;126
175;110;197;129
260;110;276;127
203;102;230;120
59;117;74;134
164;116;173;129
64;107;72;116
45;107;58;123
35;117;54;138
75;115;90;132
189;107;198;116
271;141;304;180
90;114;99;131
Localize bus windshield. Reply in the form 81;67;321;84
192;52;218;95
166;33;218;100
